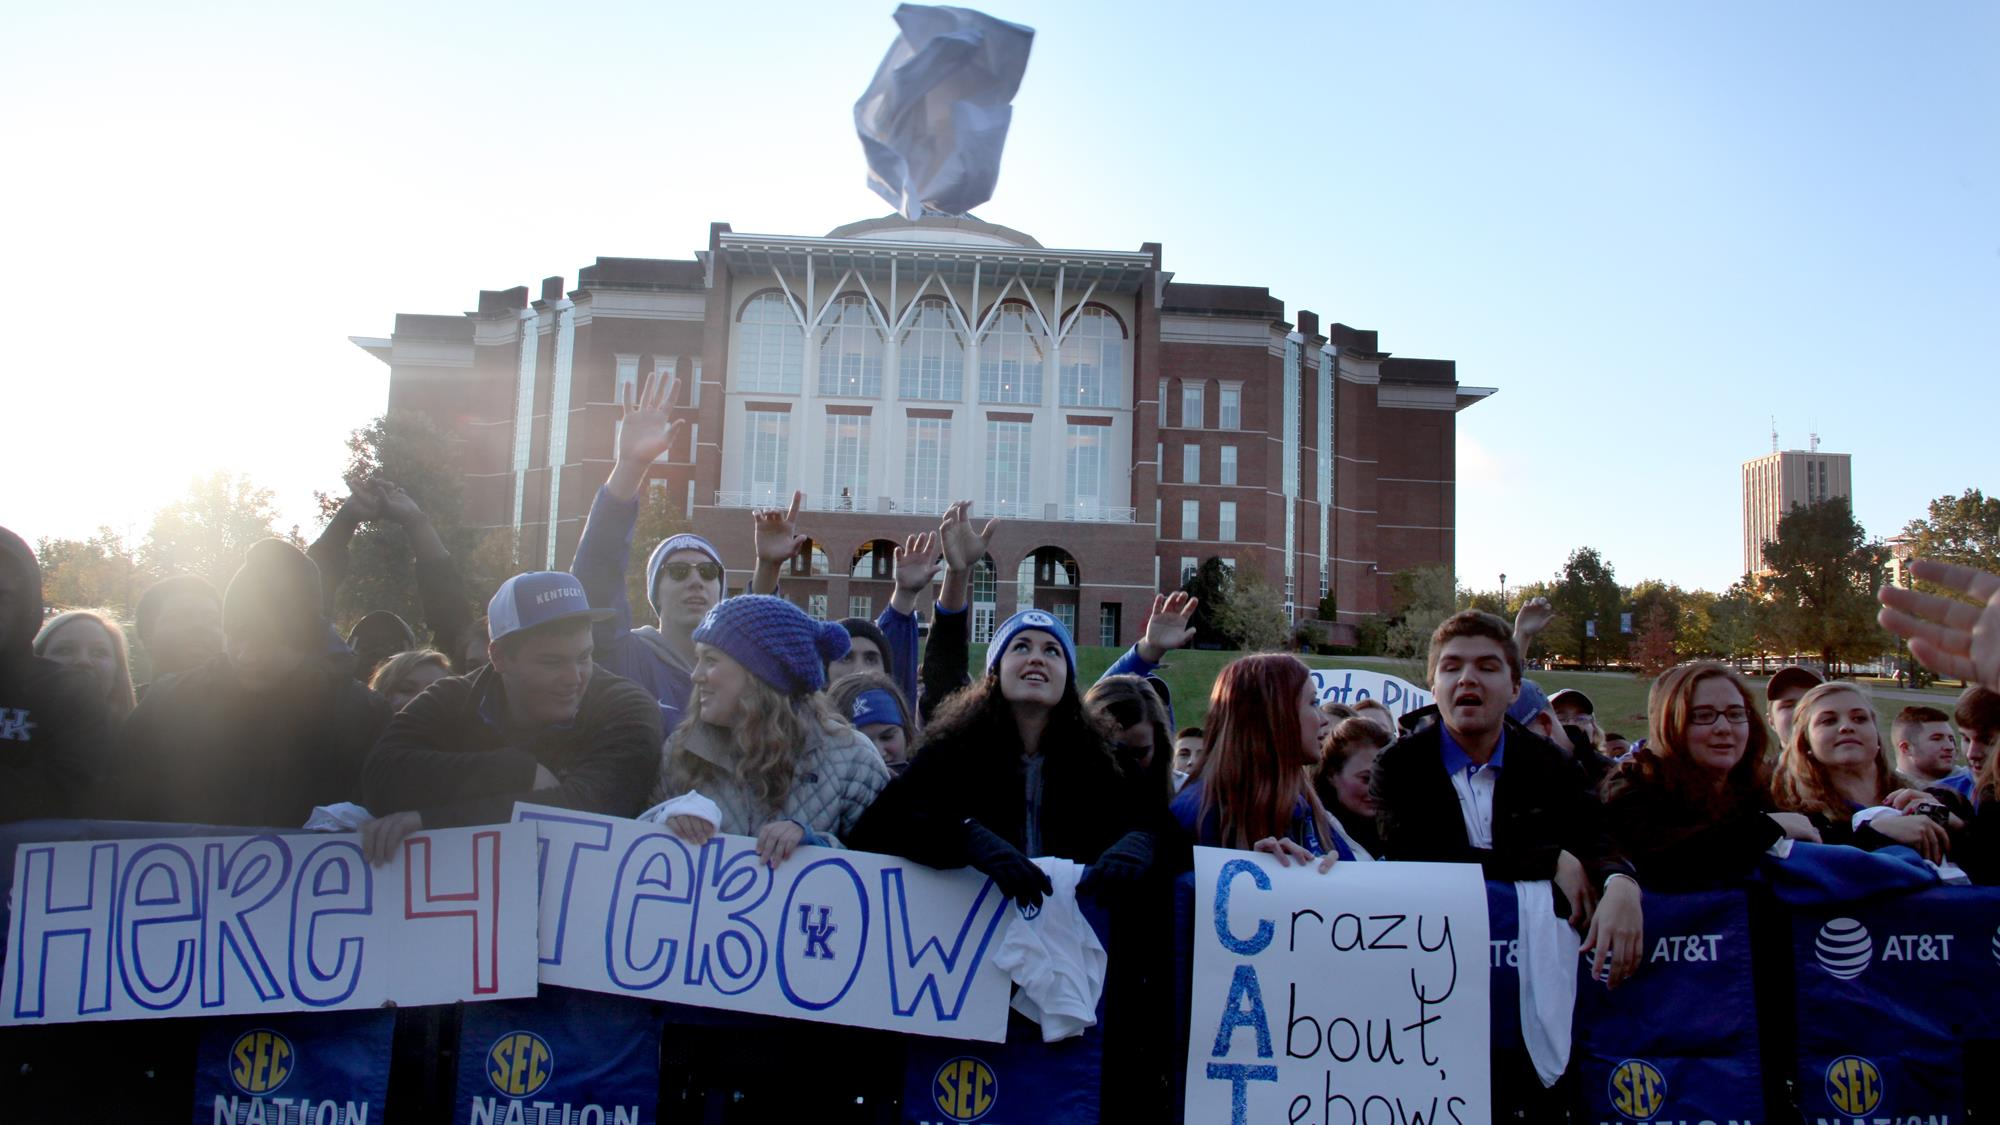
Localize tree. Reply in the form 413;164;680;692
1629;603;1679;677
1759;498;1890;674
1705;579;1761;664
1180;557;1236;648
140;471;287;592
1384;565;1459;662
36;528;142;614
1213;570;1290;652
1546;548;1623;667
1902;489;2000;574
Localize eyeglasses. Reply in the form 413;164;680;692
662;562;722;582
1688;706;1751;727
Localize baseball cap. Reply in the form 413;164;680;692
1766;665;1825;702
487;572;613;643
1548;688;1594;715
1506;678;1551;725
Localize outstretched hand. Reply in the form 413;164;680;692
375;480;425;524
617;370;686;467
1879;559;2000;694
893;531;941;592
338;483;384;523
1138;591;1199;663
752;490;807;565
938;500;997;572
1514;597;1555;645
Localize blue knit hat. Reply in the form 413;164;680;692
692;595;850;697
646;534;726;613
984;608;1077;684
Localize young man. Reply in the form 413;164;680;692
113;539;390;826
1954;686;2000;789
0;527;109;821
133;573;224;688
1892;705;1966;793
358;571;663;863
1765;664;1824;748
1549;688;1603;751
1372;610;1644;987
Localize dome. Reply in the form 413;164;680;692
824;214;1043;249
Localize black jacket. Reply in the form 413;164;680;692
1371;719;1635;887
111;656;391;827
362;664;662;827
1600;758;1783;890
0;527;109;821
918;604;974;723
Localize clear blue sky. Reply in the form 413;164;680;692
3;1;1993;593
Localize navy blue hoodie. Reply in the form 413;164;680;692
0;527;109;820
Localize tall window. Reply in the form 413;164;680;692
898;297;964;401
1182;383;1205;428
1054;603;1077;637
1059;306;1123;407
817;295;883;397
1182;444;1200;484
1221;445;1238;486
1219;501;1238;541
1220;383;1242;429
822;414;870;504
1181;499;1200;540
849;595;872;619
1065;425;1105;516
807;594;828;620
742;410;790;504
985;421;1032;514
1099;603;1121;648
971;556;997;644
1157;378;1168;425
737;292;802;393
1180;556;1198;584
904;418;951;514
979;300;1044;404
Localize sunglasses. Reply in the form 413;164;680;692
662;561;722;582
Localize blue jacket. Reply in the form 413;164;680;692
1169;776;1354;861
569;486;687;732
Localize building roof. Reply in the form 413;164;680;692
717;231;1152;295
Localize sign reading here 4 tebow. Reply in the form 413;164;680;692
1185;851;1491;1125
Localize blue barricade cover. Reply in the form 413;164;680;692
193;1008;396;1125
454;987;664;1125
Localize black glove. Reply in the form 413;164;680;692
963;821;1052;909
1078;830;1155;901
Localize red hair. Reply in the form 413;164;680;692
1196;654;1333;850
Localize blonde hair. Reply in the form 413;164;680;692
33;609;135;719
1771;681;1908;819
368;649;451;696
659;676;851;814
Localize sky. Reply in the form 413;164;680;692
3;0;1993;593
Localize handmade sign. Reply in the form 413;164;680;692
1307;669;1433;718
2;825;538;1024
512;804;1015;1042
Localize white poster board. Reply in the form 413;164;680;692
2;825;539;1024
513;804;1016;1042
1309;668;1434;718
1185;848;1491;1125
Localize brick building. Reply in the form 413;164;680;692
353;215;1493;646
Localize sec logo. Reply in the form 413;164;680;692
228;1029;294;1096
933;1056;998;1123
487;1030;554;1099
1607;1058;1666;1120
1825;1055;1883;1116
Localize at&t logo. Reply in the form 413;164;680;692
1607;1058;1666;1120
932;1056;997;1123
1814;917;1872;979
1824;1055;1883;1116
487;1030;553;1099
229;1029;294;1096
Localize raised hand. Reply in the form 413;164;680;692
752;490;808;565
337;482;384;523
1138;591;1199;663
1879;560;2000;694
939;500;998;572
617;370;686;467
375;480;425;525
1514;597;1555;645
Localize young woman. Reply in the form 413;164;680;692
850;608;1158;907
1314;717;1390;859
1770;680;1954;861
1600;662;1820;888
652;595;891;867
33;609;136;720
1172;653;1351;870
826;671;915;774
1085;674;1176;805
367;649;453;712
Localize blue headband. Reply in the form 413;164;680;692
849;689;908;730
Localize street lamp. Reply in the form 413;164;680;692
1499;573;1507;606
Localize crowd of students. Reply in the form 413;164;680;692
8;372;2000;1105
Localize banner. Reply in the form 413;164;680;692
1307;669;1433;718
455;988;663;1125
192;1008;396;1125
511;804;1015;1041
2;826;539;1024
1184;850;1491;1125
1791;886;2000;1122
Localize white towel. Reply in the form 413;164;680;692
991;858;1107;1042
1515;880;1579;1087
636;790;723;830
303;803;373;831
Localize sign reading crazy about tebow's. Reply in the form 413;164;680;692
1185;850;1490;1125
511;804;1015;1041
1308;670;1434;718
2;825;539;1024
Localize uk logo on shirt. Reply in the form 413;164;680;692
0;708;33;742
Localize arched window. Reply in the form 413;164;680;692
898;297;964;401
1059;306;1124;407
737;292;802;394
817;294;883;397
979;300;1044;405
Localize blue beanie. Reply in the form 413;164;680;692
646;534;726;613
692;595;850;697
984;608;1077;684
1507;678;1551;725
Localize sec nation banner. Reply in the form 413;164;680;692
1185;849;1490;1125
2;825;539;1024
512;804;1015;1042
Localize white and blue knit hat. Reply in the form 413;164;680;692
984;608;1077;684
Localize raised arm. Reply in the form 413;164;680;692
376;481;472;659
881;530;939;712
749;491;806;595
573;372;685;637
306;485;382;615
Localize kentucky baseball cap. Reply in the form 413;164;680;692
1548;688;1594;715
486;572;613;643
1766;665;1825;702
1506;678;1551;725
